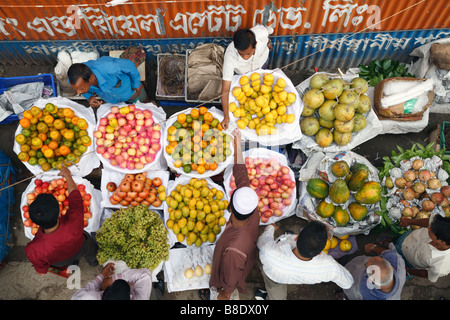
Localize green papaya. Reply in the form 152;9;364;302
333;206;350;227
306;178;329;199
347;167;369;191
350;162;369;173
330;160;350;178
355;181;382;204
316;200;335;218
329;178;350;204
348;202;368;221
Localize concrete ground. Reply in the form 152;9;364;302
0;64;449;301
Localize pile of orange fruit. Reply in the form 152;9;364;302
165;106;232;175
15;103;91;171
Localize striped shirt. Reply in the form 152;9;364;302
257;225;354;289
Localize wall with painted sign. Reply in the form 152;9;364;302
0;0;448;69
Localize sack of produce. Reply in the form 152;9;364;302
297;150;381;237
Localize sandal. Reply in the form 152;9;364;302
198;289;210;300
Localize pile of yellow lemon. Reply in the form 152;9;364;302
229;72;297;136
165;178;229;247
323;235;352;254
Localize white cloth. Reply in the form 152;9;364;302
401;215;450;283
257;225;354;289
222;25;272;81
71;268;153;300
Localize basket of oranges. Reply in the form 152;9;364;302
163;106;234;178
13;97;99;176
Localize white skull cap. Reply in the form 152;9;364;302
232;186;259;215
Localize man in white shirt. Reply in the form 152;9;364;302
397;213;450;282
220;25;273;130
72;262;164;300
256;221;354;300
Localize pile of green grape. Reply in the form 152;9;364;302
96;205;170;270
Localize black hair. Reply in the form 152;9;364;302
102;279;131;300
296;220;328;259
233;29;256;51
67;63;93;85
28;193;60;229
228;188;255;221
430;214;450;245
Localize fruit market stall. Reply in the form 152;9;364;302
95;205;168;281
377;143;450;235
297;150;382;238
163;106;234;178
13;97;99;176
93;102;167;173
293;72;383;156
227;68;302;147
163;175;230;248
100;169;169;211
223;148;297;225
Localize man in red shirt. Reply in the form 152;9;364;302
25;165;98;276
207;129;260;300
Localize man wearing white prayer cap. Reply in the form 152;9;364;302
205;129;261;300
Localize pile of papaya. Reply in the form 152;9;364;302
306;159;382;227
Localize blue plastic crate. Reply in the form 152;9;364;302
0;73;57;124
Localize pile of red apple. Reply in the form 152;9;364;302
94;105;162;171
22;178;93;236
107;172;166;208
229;157;296;223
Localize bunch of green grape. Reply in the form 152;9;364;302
96;205;170;270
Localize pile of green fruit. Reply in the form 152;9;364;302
300;74;371;148
96;205;169;270
306;159;382;227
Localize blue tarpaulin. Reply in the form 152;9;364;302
0;149;16;262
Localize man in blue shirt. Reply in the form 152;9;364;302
339;242;406;300
68;56;147;107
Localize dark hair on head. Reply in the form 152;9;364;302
28;193;60;229
67;63;93;85
102;279;130;300
296;220;328;258
430;214;450;245
233;29;256;51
